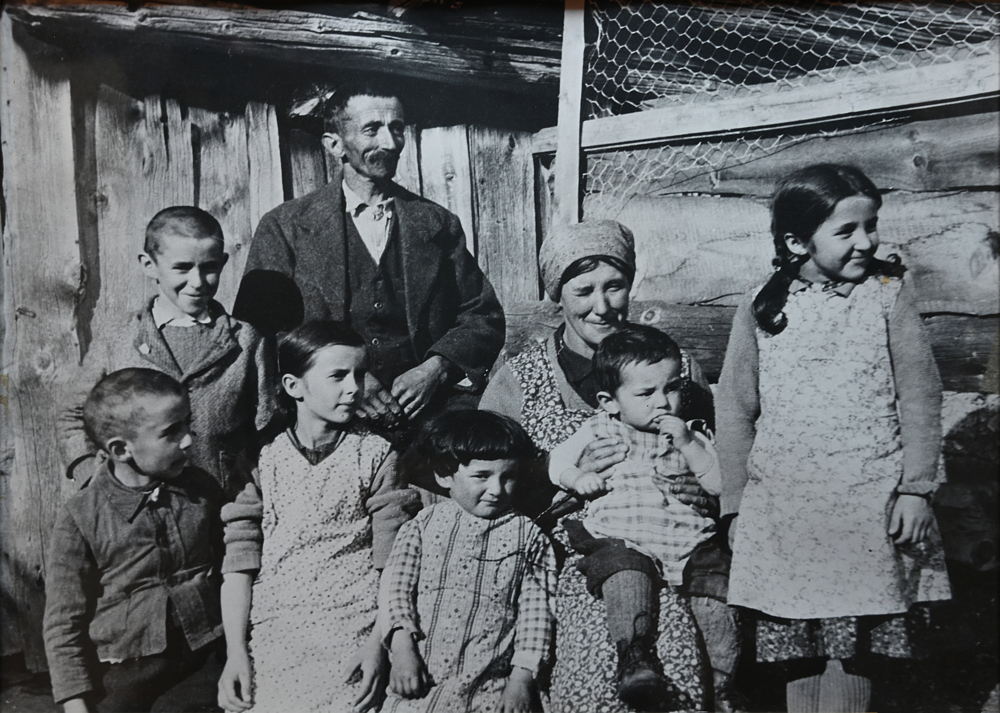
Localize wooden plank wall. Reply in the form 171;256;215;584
1;41;538;661
577;110;1000;391
0;16;83;666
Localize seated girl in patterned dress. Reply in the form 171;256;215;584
376;410;558;713
216;321;419;713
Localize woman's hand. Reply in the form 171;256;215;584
500;667;536;713
888;494;933;545
669;473;719;519
577;436;628;475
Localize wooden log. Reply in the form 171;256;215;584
418;125;475;255
582;46;999;151
468;127;537;303
0;13;83;666
190;107;252;311
535;153;556;255
501;300;995;392
245;101;284;245
924;315;1000;394
288;128;327;200
581;111;999;198
532;43;1000;153
6;3;560;94
87;88;194;374
584;191;999;315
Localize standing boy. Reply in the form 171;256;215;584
44;369;224;712
61;207;275;497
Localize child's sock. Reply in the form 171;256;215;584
602;569;656;643
818;659;871;713
786;673;822;713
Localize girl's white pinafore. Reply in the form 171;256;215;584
728;278;950;620
248;429;391;712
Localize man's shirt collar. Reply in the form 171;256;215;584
342;180;393;217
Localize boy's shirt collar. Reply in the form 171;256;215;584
151;296;214;328
92;456;192;523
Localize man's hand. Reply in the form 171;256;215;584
669;473;719;519
217;647;253;712
389;630;432;699
888;494;933;545
577;436;628;475
348;629;388;713
360;372;404;427
391;356;450;419
499;667;536;713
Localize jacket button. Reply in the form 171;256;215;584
371;338;380;346
138;344;150;355
374;301;383;310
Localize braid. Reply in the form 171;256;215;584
753;164;903;335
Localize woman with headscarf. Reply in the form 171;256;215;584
480;220;723;712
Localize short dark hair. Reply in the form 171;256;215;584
594;323;681;395
144;206;224;257
400;410;538;484
83;368;188;449
323;80;403;135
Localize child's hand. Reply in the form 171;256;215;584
500;667;536;713
657;415;693;447
389;630;432;698
217;647;253;712
888;494;933;545
567;470;611;497
348;629;388;713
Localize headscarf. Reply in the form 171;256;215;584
538;219;636;301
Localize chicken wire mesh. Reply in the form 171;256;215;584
585;1;1000;119
580;2;998;220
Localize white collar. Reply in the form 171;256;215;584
151;296;213;328
342;180;392;217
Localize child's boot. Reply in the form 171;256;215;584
615;637;667;711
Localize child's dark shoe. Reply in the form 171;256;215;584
615;639;666;710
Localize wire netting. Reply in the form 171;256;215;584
580;2;999;221
585;1;1000;119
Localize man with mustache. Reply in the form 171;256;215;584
234;83;504;430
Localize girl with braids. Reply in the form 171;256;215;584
716;164;951;713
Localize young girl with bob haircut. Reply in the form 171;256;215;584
716;164;951;712
377;410;557;713
217;321;419;713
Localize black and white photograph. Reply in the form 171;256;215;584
1;2;997;712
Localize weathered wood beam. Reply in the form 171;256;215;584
533;43;1000;153
553;0;584;225
5;2;560;94
0;12;83;666
502;300;997;392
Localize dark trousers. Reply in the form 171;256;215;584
95;626;223;713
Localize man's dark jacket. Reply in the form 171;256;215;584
233;181;505;391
